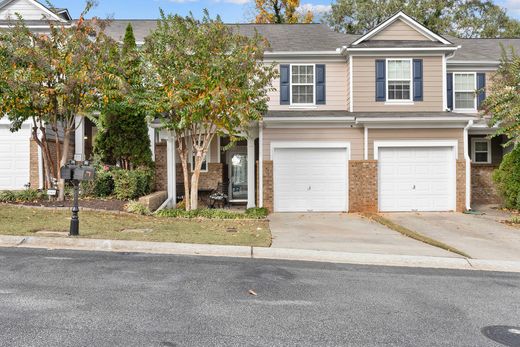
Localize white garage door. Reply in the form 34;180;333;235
378;147;455;212
273;147;348;212
0;125;31;190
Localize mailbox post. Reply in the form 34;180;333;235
60;160;96;236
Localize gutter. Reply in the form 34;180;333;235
463;120;473;211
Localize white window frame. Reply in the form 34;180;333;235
386;58;413;103
190;147;210;172
453;72;477;112
289;64;316;106
471;138;491;164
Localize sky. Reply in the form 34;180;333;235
49;0;520;23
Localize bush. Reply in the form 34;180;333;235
493;146;520;210
112;168;154;200
81;169;115;198
0;191;16;202
125;201;150;215
156;208;268;219
245;207;269;219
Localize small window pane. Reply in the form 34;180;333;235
455;92;475;109
475;152;488;163
292;85;313;104
388;60;410;80
388;81;410;100
455;74;474;90
474;141;488;152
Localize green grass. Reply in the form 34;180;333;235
362;212;471;258
0;205;271;247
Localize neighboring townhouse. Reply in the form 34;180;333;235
0;0;517;213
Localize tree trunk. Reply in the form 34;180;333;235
190;149;207;210
31;127;53;189
176;136;191;211
57;129;71;201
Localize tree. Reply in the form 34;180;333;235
0;3;119;200
143;11;277;210
326;0;520;38
254;0;313;23
483;46;520;146
94;23;153;169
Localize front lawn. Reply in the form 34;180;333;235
0;205;271;247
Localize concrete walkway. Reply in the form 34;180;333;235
269;213;456;257
383;209;520;261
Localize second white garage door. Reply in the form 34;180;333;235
273;147;348;212
378;147;455;212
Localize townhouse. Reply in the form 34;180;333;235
0;0;517;213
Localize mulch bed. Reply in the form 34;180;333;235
12;198;127;211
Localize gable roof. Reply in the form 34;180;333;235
0;0;67;22
447;36;520;62
351;11;452;46
102;21;356;53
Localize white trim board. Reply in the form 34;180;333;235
270;141;352;161
373;140;459;160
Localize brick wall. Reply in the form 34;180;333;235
29;138;74;189
154;142;224;192
471;164;502;205
262;160;273;212
349;160;378;212
456;160;466;212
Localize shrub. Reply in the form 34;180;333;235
125;201;150;215
80;166;115;198
15;189;45;202
112;168;154;200
493;146;520;210
245;207;269;219
156;208;268;219
0;191;16;202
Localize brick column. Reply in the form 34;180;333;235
349;160;378;212
262;160;273;212
456;160;466;212
29;139;40;189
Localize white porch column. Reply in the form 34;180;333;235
166;131;177;208
74;115;85;161
148;126;155;161
247;136;256;209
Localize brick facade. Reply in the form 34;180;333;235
29;138;74;189
154;142;224;193
456;160;466;212
471;164;501;205
349;160;378;212
262;160;274;212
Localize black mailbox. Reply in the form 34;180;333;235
60;165;76;180
72;166;96;181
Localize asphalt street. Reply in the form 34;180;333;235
0;247;519;347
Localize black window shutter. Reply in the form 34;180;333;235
375;60;386;102
447;73;453;110
413;59;423;101
280;64;290;105
477;73;486;109
316;64;326;105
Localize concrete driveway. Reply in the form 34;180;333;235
383;207;520;261
269;213;456;257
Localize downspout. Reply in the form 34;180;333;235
259;120;264;208
463;120;473;211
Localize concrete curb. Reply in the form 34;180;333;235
1;235;520;273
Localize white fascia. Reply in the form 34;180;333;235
346;47;459;52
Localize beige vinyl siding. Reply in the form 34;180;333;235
268;61;348;111
0;0;54;20
371;19;430;41
346;59;351;111
352;56;443;112
263;127;364;160
368;128;465;159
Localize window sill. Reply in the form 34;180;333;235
384;101;414;106
453;109;478;114
289;105;318;109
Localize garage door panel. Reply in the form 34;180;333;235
379;146;455;212
0;126;30;190
273;147;348;212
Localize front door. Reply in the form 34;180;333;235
227;148;248;201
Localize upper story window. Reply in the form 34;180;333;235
291;64;314;105
387;59;412;101
471;138;491;164
454;73;476;111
